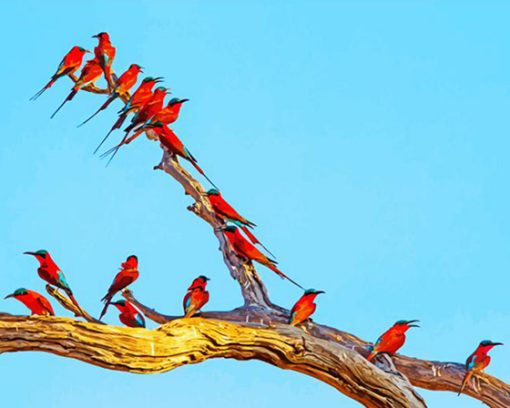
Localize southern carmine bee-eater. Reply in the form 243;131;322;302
78;64;143;127
222;225;303;289
50;58;104;119
111;299;145;328
105;97;189;149
103;86;168;164
458;340;503;396
104;121;219;188
24;249;82;311
183;275;210;318
206;189;275;257
5;288;55;316
289;289;325;326
99;255;139;320
30;46;90;101
367;320;420;362
93;32;116;89
151;97;189;125
94;76;164;154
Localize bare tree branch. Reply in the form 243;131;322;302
0;314;425;408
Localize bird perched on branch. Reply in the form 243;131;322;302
151;97;189;125
99;255;139;320
367;320;419;361
103;121;218;187
95;76;164;153
183;275;210;318
93;32;116;89
5;288;54;316
30;46;90;101
51;58;103;118
289;289;325;326
458;340;503;396
206;189;274;257
103;86;168;164
223;225;303;289
79;63;143;126
24;250;82;311
111;299;145;328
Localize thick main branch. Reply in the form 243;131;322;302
0;314;424;408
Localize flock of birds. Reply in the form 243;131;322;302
4;32;500;396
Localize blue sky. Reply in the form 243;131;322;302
1;1;509;407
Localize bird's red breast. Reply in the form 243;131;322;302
374;328;406;355
15;290;54;316
75;59;103;88
156;125;186;156
290;294;318;326
208;194;247;224
115;66;141;94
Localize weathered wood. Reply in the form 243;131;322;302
0;313;425;408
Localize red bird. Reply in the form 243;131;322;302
124;86;168;134
5;288;54;316
206;189;274;257
111;300;146;328
31;46;90;101
151;98;189;125
99;255;139;320
24;249;82;311
93;32;116;88
183;275;210;318
105;122;218;188
51;58;103;118
458;340;503;395
223;225;303;289
289;289;325;326
103;87;168;164
94;76;164;154
367;320;419;361
79;63;143;126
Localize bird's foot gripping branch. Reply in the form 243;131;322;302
2;31;507;408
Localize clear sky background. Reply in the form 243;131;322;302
1;1;509;407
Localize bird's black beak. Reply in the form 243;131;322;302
4;294;14;300
205;277;211;281
23;251;36;256
154;77;164;83
491;342;504;346
408;319;420;328
316;290;325;295
85;49;91;53
92;34;98;38
180;98;190;103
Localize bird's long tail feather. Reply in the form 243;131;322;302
78;94;118;127
98;294;113;321
266;263;304;289
64;289;86;317
99;127;144;165
240;226;276;258
185;150;218;190
30;77;58;101
51;89;77;119
94;114;127;154
458;370;473;396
